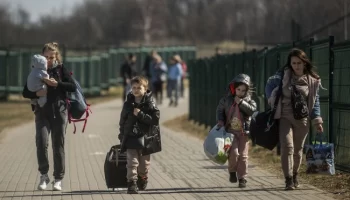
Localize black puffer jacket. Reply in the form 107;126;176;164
118;90;160;151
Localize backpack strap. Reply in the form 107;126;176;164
63;67;92;134
68;103;92;133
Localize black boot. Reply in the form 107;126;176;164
127;181;138;194
238;178;247;188
293;172;299;188
229;172;238;183
285;177;294;190
137;176;148;191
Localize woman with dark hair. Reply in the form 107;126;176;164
265;48;323;190
22;42;76;191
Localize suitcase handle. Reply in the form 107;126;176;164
108;146;120;166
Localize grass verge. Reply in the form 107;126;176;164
0;86;123;140
163;114;350;200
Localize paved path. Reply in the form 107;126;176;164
0;92;335;200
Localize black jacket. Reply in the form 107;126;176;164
118;90;160;151
120;61;138;85
22;64;76;103
142;55;153;78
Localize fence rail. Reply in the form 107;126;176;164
188;36;350;172
0;45;196;98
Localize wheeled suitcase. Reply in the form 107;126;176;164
104;144;128;190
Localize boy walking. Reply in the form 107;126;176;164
118;76;160;194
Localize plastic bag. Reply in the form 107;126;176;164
203;125;233;165
304;135;335;175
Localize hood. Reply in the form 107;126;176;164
225;74;252;97
31;54;47;70
230;73;251;86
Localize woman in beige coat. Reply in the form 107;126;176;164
265;48;324;190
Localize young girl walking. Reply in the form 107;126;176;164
216;74;257;188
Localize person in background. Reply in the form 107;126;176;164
120;53;138;102
174;54;187;98
167;55;183;107
142;50;157;82
150;54;167;105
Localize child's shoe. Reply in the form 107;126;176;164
229;172;238;183
238;178;247;188
127;181;139;194
137;176;148;191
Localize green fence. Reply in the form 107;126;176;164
188;36;350;172
0;45;196;98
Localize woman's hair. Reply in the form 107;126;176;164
42;42;62;64
284;48;320;79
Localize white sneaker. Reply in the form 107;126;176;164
52;180;62;191
37;174;50;190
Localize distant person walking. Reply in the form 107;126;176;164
150;54;167;105
167;55;183;107
120;53;138;102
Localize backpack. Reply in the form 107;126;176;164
59;66;91;133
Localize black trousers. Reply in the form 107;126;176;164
34;100;68;180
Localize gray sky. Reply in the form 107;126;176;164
2;0;84;22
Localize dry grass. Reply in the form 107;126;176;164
163;114;350;200
196;40;269;58
0;86;123;140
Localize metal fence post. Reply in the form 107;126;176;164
308;38;314;146
276;49;281;156
329;35;335;143
4;47;10;100
62;44;67;64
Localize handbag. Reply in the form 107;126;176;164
249;71;284;150
291;84;309;120
142;125;162;155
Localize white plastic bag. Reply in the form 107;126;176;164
203;125;233;165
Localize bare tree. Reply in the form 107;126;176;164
0;0;349;47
